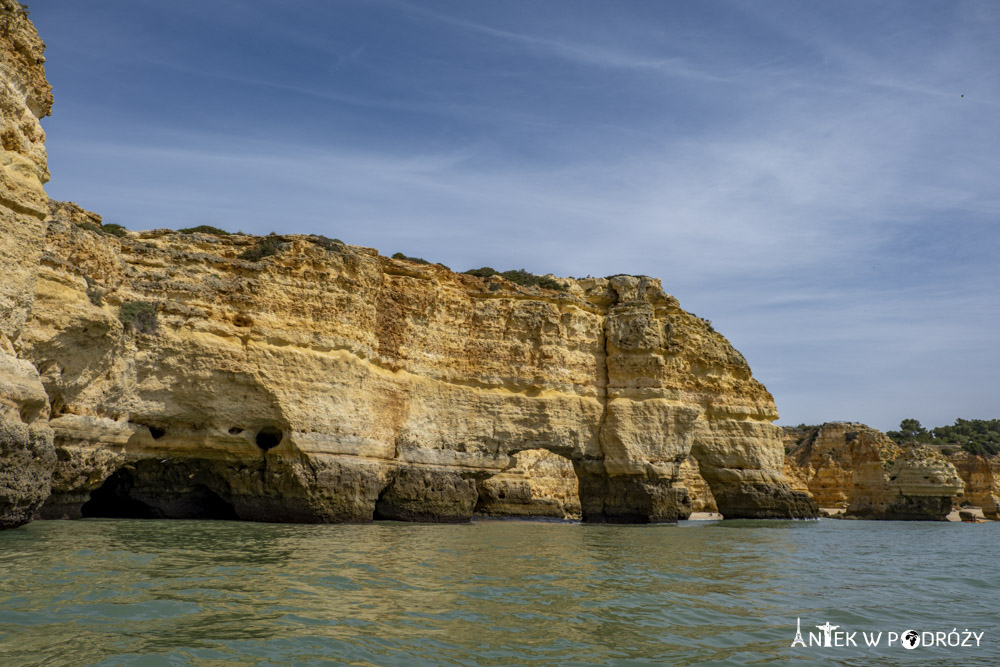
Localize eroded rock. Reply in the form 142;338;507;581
19;225;814;523
784;423;964;520
0;1;54;529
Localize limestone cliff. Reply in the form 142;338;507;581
19;209;817;524
949;451;1000;519
0;0;54;529
476;449;581;519
784;423;963;520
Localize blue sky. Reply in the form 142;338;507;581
29;1;1000;431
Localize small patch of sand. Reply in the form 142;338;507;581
686;512;722;521
947;507;989;522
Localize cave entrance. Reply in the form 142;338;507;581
475;449;582;520
81;460;238;521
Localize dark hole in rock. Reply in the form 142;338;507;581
148;426;166;440
82;469;160;519
19;403;42;425
228;427;243;435
82;466;238;520
373;481;394;521
256;427;283;451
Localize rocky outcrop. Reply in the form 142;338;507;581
947;451;1000;519
784;423;963;520
0;1;55;529
476;449;582;519
784;423;894;508
678;456;717;512
859;446;964;520
19;211;816;524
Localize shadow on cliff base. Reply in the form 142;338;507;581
81;466;238;520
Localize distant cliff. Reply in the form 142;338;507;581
783;423;965;520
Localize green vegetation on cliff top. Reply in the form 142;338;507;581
887;418;1000;456
463;267;567;291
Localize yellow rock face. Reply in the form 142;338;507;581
678;456;717;512
785;423;964;520
949;452;1000;519
21;214;817;523
477;449;582;519
0;1;54;529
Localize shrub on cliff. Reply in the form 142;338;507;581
178;225;231;236
934;418;1000;456
464;267;498;278
963;442;1000;457
238;236;283;261
312;235;344;251
74;219;130;238
463;267;567;291
391;252;450;270
102;224;129;238
392;252;430;264
119;301;158;334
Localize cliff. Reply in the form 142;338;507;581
949;451;1000;519
14;208;817;524
0;7;817;527
784;423;964;520
0;0;55;529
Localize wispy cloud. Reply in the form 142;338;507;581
383;0;731;83
32;0;1000;431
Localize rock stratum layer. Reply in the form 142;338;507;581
0;1;55;529
0;6;817;526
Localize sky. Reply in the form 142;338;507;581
28;1;1000;432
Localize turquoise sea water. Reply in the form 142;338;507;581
0;518;997;666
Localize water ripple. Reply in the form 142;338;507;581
0;519;998;665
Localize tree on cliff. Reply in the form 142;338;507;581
887;418;929;443
932;418;1000;456
887;417;1000;456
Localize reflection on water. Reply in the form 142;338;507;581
0;519;997;666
